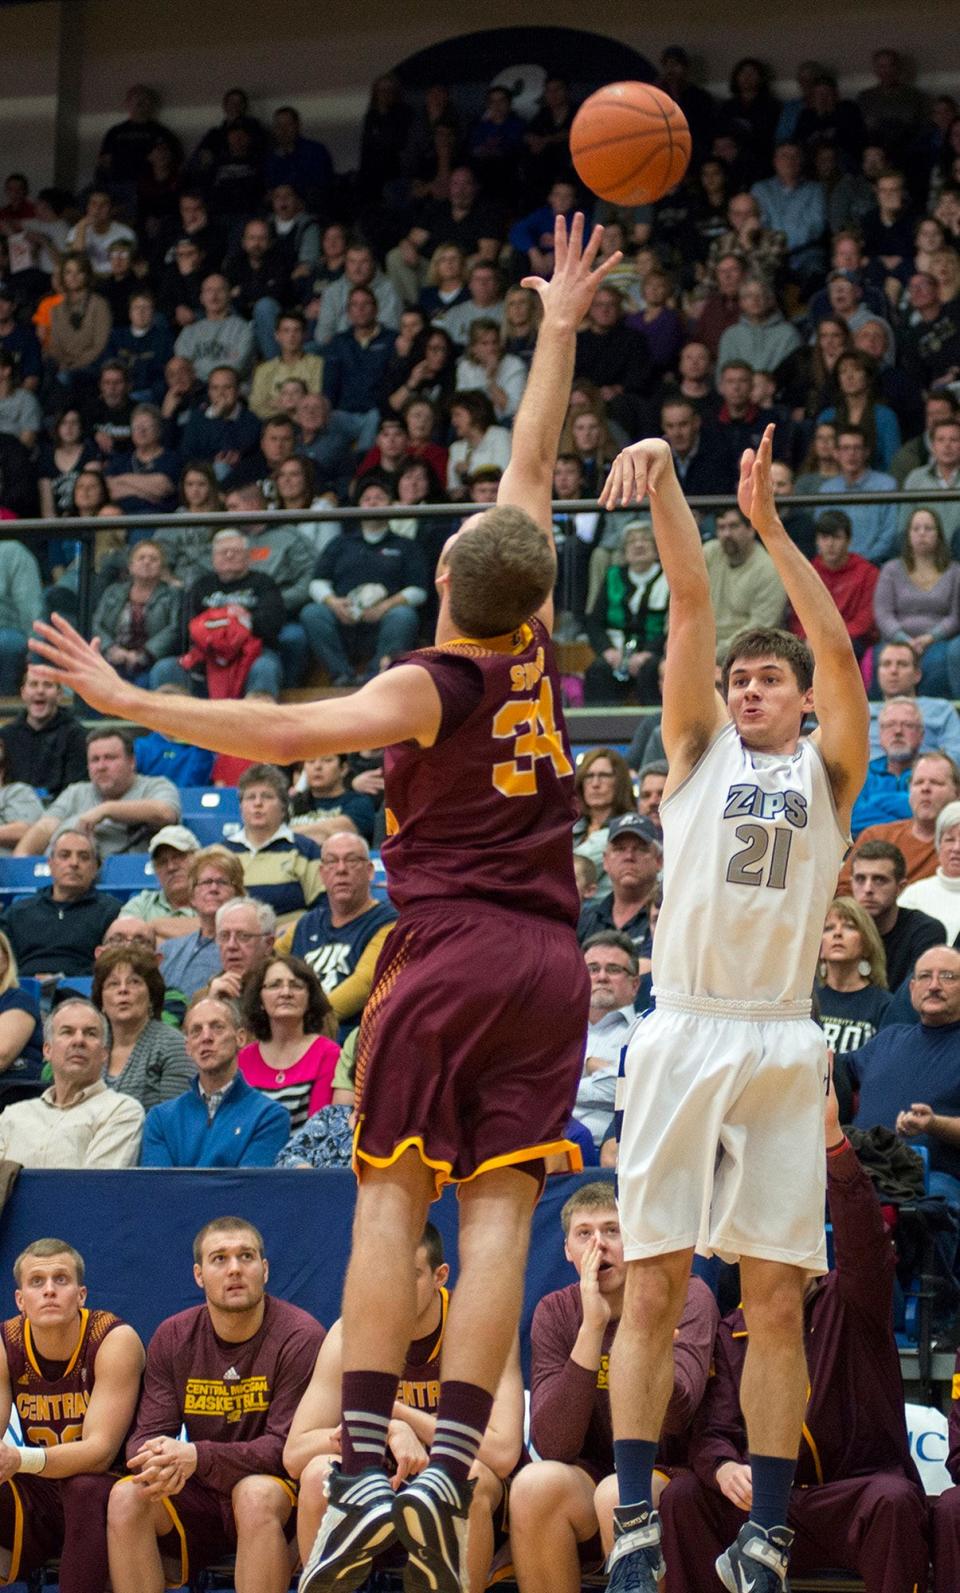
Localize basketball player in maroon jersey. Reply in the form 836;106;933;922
285;1224;523;1593
31;211;620;1593
0;1237;144;1592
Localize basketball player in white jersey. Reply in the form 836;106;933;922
595;425;869;1593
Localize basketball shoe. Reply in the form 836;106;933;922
299;1463;397;1593
715;1521;794;1592
394;1465;475;1593
605;1502;665;1593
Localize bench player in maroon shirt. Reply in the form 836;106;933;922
0;1236;144;1592
31;212;620;1593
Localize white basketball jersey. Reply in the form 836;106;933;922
653;721;848;1007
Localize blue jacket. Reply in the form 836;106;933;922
850;754;913;835
180;403;261;465
140;1071;289;1167
323;327;395;414
104;322;174;401
134;732;215;787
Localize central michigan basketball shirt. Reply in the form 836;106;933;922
653;721;849;1006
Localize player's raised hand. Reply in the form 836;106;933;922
29;612;130;716
521;211;621;328
598;438;674;509
737;422;781;540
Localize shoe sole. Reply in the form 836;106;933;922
714;1557;736;1593
299;1509;397;1593
396;1493;462;1593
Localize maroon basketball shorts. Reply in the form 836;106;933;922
151;1474;297;1586
0;1474;63;1580
354;900;591;1194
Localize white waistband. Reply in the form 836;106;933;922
654;989;812;1022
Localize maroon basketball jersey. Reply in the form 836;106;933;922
383;619;580;924
396;1287;448;1416
3;1308;123;1448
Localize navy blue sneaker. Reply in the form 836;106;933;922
715;1521;794;1593
605;1503;665;1593
394;1465;475;1593
299;1464;397;1593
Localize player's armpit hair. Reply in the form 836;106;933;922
560;1180;618;1237
446;507;556;637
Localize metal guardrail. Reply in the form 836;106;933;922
15;487;960;635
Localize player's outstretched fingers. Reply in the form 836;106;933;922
598;456;624;509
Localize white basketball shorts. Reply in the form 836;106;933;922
616;992;828;1271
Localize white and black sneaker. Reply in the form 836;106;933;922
299;1464;397;1593
605;1503;665;1593
394;1466;475;1593
715;1521;794;1593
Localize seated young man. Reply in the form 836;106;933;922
284;1223;524;1593
0;1237;144;1592
509;1182;718;1593
106;1216;324;1593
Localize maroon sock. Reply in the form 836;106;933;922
340;1369;398;1475
430;1380;494;1485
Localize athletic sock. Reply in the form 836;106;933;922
613;1438;658;1510
430;1380;494;1485
749;1454;796;1531
340;1370;398;1475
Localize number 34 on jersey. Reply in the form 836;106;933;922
492;649;573;798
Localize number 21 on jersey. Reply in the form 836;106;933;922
492;676;572;797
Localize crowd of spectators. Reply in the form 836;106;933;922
0;48;958;1590
0;50;957;699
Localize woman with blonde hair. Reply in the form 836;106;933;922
558;406;617;496
0;930;43;1095
503;284;543;366
419;243;469;318
817;896;891;1120
454;317;527;422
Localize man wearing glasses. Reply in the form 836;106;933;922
207;896;276;1004
276;831;396;1026
847;945;960;1203
576;933;641;1152
158;848;246;1001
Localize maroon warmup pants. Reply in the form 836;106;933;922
930;1483;960;1592
660;1468;929;1593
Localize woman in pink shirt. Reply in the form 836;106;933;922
239;953;341;1129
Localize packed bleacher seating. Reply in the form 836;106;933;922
2;42;960;1591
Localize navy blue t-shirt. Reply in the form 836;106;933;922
0;986;43;1080
850;1020;960;1178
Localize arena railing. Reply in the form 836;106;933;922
13;488;960;637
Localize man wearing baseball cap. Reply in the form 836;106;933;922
577;813;663;959
124;825;200;929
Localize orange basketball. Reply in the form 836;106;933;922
570;82;691;206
